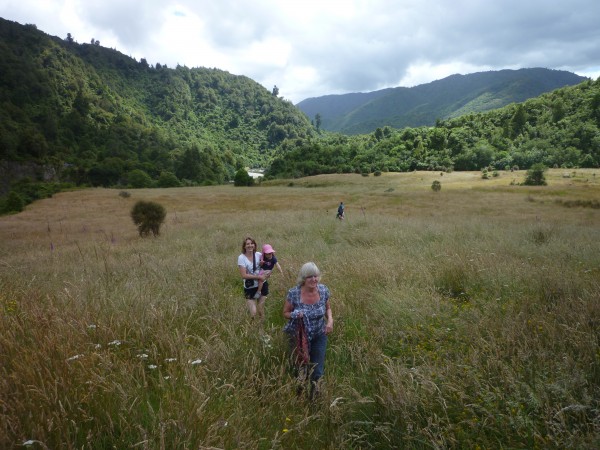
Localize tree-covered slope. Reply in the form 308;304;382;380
268;78;600;178
297;68;587;134
0;17;314;193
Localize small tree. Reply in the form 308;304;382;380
431;180;442;192
131;201;166;237
523;163;548;186
127;169;153;188
157;171;180;188
5;191;25;213
234;169;254;187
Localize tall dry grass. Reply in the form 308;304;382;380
1;170;599;449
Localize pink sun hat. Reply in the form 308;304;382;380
262;244;276;254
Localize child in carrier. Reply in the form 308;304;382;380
254;244;284;299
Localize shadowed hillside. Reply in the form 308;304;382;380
297;68;587;134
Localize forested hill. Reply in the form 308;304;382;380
268;78;600;178
0;17;314;192
297;69;587;134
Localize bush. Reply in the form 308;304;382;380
4;191;25;213
431;180;442;192
157;171;181;188
127;169;153;188
234;169;254;187
130;201;166;237
523;163;548;186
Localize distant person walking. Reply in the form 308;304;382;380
283;262;333;399
238;236;270;318
336;201;345;220
254;243;284;299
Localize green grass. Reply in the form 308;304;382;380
1;170;599;449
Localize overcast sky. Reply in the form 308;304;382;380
2;0;600;103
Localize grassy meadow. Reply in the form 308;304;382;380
1;169;599;449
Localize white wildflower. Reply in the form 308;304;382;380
148;364;157;370
108;340;121;346
66;354;84;362
164;358;177;363
189;359;202;365
137;353;149;359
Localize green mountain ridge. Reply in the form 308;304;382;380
0;17;314;193
268;77;600;178
297;68;587;134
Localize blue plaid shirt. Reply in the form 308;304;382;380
283;284;330;341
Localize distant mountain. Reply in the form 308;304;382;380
297;68;588;134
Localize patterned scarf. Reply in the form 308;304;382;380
293;316;310;367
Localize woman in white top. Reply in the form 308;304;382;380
237;236;270;318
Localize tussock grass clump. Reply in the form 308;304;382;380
1;172;599;448
433;259;474;302
131;200;166;237
530;226;554;245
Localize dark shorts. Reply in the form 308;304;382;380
244;281;269;299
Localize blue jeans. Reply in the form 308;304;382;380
309;332;328;381
290;332;328;382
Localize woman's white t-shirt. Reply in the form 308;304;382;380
238;252;262;288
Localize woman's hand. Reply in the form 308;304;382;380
325;320;333;334
290;310;303;319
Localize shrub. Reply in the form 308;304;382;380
119;191;131;198
431;180;441;192
374;170;382;177
157;171;181;188
127;169;153;188
130;201;166;237
234;169;254;187
523;163;548;186
5;191;25;213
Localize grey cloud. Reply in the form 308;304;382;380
77;0;166;49
286;0;600;98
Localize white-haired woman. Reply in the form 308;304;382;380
283;262;333;398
